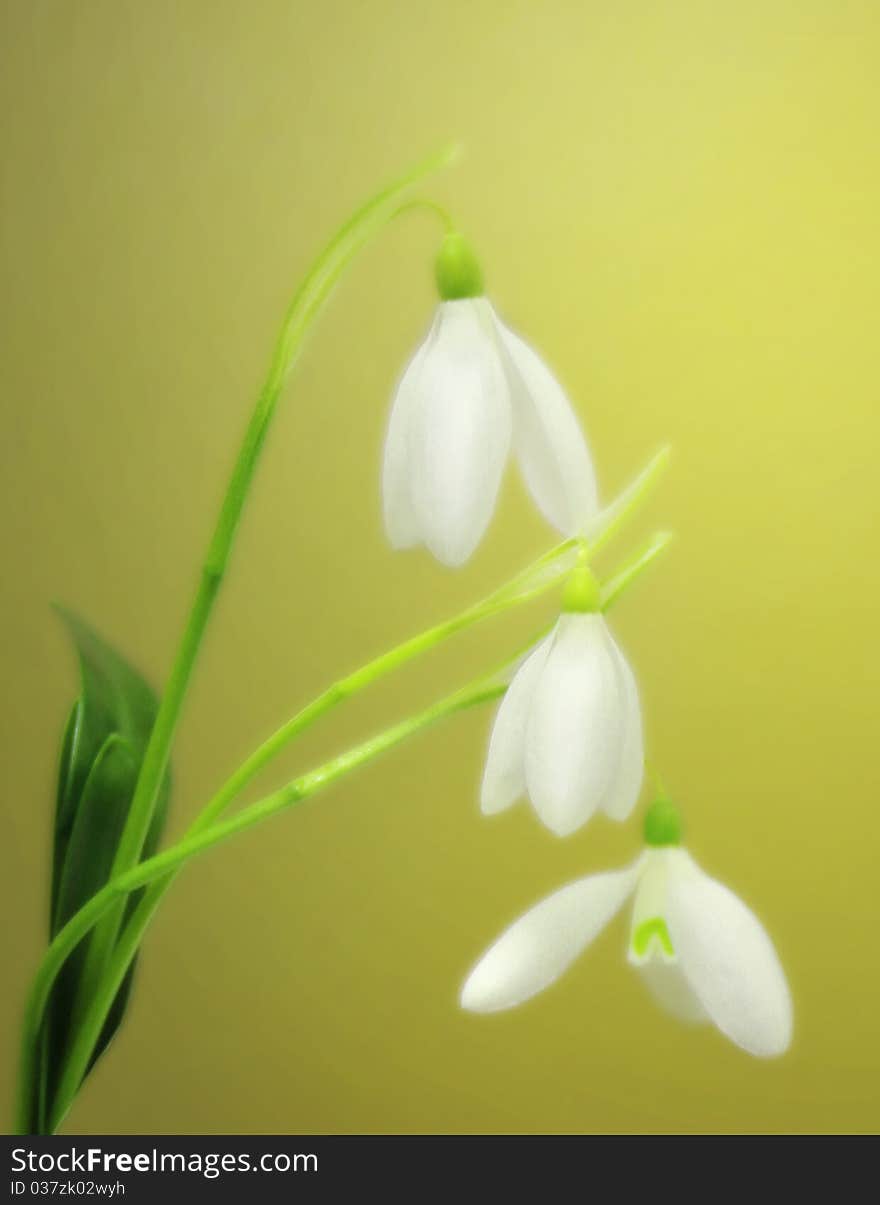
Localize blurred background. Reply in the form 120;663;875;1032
2;0;879;1134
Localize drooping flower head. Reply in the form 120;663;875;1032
480;560;644;836
461;798;793;1058
383;232;599;566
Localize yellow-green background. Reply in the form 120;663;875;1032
2;0;879;1134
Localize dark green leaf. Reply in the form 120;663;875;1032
33;609;171;1132
50;701;81;930
51;607;160;875
54;736;139;932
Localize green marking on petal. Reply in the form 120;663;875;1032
632;917;674;959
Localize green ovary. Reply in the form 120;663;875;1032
632;917;674;959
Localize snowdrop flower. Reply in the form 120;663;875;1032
383;232;598;567
461;799;793;1058
480;563;643;836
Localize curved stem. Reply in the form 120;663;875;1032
16;669;503;1135
21;442;668;1134
391;198;457;232
22;448;669;1131
21;507;672;1134
600;531;673;611
586;445;671;559
34;535;573;1132
74;144;459;1022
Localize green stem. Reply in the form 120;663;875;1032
16;670;503;1135
391;198;457;232
73;144;459;1024
24;449;669;1132
21;510;671;1135
600;531;673;611
586;445;671;559
487;444;670;603
203;441;672;809
60;525;569;1101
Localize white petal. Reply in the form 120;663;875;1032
480;636;553;815
524;614;624;836
382;320;440;550
637;961;708;1025
598;631;644;821
628;846;680;942
495;314;599;535
666;860;793;1057
460;866;639;1013
409;300;511;567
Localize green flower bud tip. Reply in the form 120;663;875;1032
561;565;601;613
435;232;484;300
643;796;683;847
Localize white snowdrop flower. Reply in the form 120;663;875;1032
461;799;793;1058
480;563;643;836
383;232;598;567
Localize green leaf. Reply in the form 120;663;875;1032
50;701;81;929
34;610;171;1131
